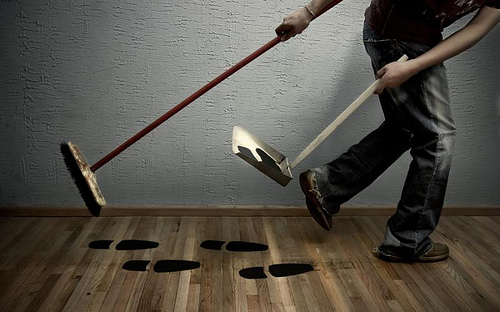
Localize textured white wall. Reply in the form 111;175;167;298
0;0;499;206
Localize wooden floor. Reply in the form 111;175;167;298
0;216;499;312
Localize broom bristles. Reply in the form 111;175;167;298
60;142;102;216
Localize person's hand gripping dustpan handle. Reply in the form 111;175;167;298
290;54;409;170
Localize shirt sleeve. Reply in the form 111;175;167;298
486;0;500;9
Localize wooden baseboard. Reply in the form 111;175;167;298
1;205;500;217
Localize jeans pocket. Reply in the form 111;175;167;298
363;40;399;72
362;21;400;67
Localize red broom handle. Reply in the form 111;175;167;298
91;0;341;172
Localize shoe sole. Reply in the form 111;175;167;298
418;251;449;262
376;250;449;263
299;171;332;231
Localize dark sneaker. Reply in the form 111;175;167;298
299;170;332;231
374;242;449;263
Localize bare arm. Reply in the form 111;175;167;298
376;6;500;94
275;0;340;41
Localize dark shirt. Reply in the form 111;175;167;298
365;0;500;45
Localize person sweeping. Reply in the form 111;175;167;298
276;0;500;262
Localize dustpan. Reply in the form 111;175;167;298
233;55;408;186
232;126;293;186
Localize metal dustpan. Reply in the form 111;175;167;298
232;54;408;187
232;126;293;186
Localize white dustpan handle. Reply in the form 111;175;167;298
290;54;408;170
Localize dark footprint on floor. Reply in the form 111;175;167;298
121;260;201;273
269;263;314;277
239;267;267;279
239;263;314;279
226;241;268;252
116;240;159;250
122;260;150;272
200;240;225;250
88;239;159;250
154;260;201;273
88;240;114;249
200;240;268;252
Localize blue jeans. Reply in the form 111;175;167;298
310;23;456;259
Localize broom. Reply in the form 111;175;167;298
61;1;341;216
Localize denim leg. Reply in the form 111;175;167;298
312;121;411;215
365;23;456;258
380;60;456;258
312;23;455;259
